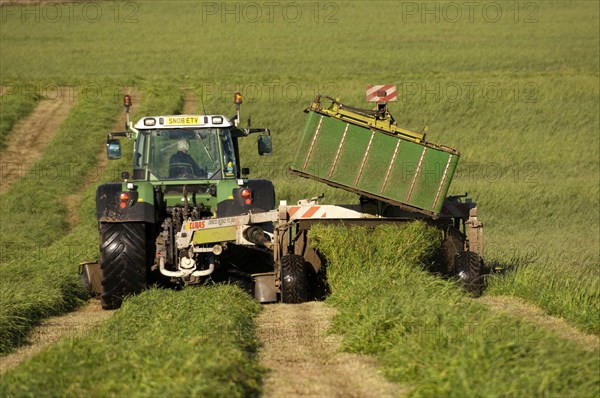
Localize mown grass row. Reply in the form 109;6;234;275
0;82;183;354
1;82;266;397
176;1;598;335
310;223;599;397
0;286;263;398
0;87;121;262
0;89;39;150
2;0;598;339
486;250;599;335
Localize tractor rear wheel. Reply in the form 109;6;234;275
456;251;484;296
99;222;147;309
280;254;308;304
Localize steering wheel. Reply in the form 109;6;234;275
169;162;195;179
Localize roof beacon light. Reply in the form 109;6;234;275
123;95;132;128
234;92;243;127
234;92;243;105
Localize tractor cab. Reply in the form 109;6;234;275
106;93;272;184
101;93;275;218
129;117;239;182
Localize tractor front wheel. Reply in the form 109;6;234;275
280;254;308;304
99;222;148;309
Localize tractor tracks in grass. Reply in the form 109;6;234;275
64;92;142;230
182;89;198;114
480;295;599;351
257;302;404;398
0;88;75;194
1;92;142;371
0;300;111;374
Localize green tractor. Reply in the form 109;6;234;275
90;93;275;309
82;89;485;310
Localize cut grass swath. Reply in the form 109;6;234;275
0;286;264;398
486;252;600;335
0;88;120;263
310;223;600;397
0;82;183;355
0;89;38;151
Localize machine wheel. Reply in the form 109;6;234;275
455;251;484;296
99;222;148;309
439;226;465;275
79;262;101;298
79;268;94;297
280;254;308;304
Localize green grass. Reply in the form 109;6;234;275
0;89;39;150
0;286;263;398
310;223;600;397
0;82;183;354
0;87;121;262
486;253;600;334
0;2;597;81
0;0;598;392
0;84;265;396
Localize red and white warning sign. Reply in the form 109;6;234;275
287;205;328;219
366;84;397;102
286;205;373;220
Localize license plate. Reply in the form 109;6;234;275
164;116;202;126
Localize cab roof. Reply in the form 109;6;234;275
134;115;233;130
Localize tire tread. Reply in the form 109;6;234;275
100;223;147;309
456;251;484;296
280;254;308;304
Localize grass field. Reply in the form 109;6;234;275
0;88;120;260
0;286;263;397
0;90;38;151
0;82;182;354
0;0;599;396
310;223;599;397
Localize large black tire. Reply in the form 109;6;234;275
280;254;308;304
455;251;484;296
100;222;147;309
438;226;465;275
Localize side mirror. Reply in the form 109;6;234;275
107;139;122;160
257;135;272;156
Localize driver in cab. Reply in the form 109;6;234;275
169;139;204;178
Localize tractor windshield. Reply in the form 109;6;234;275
140;128;237;181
